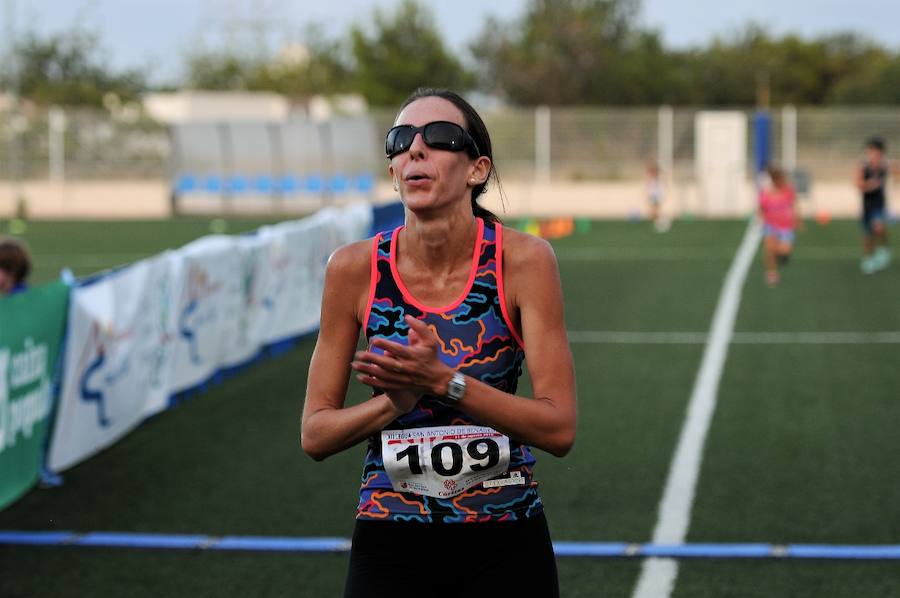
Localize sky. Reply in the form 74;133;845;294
5;0;900;84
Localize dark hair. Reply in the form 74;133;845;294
397;88;502;223
866;137;886;152
0;237;31;285
766;164;788;188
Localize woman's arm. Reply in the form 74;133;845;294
352;229;577;457
300;240;413;461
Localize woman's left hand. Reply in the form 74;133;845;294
352;315;452;396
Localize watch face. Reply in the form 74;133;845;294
447;374;465;402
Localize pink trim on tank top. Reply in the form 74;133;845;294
362;233;381;329
388;217;485;313
495;224;525;349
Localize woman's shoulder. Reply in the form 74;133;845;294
326;237;375;280
499;224;557;270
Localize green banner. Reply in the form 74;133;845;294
0;281;69;510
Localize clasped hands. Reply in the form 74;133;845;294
352;315;452;415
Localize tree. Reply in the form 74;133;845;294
820;34;900;104
183;52;254;91
677;27;899;106
472;2;900;107
682;25;779;106
247;27;353;98
350;0;475;107
471;0;649;105
10;27;145;107
183;25;351;99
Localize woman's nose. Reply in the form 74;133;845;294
407;131;427;158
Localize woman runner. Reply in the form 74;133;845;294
301;88;576;597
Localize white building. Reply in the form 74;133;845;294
143;91;292;124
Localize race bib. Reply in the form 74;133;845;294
381;425;511;498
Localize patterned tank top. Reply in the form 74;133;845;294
358;217;543;523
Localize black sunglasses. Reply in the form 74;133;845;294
385;121;481;159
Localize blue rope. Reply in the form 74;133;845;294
2;532;898;559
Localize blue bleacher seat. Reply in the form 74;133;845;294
175;174;198;194
277;175;299;194
355;173;375;193
305;175;324;193
328;174;349;193
253;175;274;194
227;176;249;193
203;175;223;193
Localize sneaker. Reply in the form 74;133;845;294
766;270;780;287
861;256;877;274
873;247;891;270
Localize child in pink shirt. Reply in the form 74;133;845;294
759;166;801;286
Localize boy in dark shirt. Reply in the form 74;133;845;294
854;138;891;273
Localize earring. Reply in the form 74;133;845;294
393;180;399;191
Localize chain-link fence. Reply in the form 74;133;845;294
370;105;900;186
3;105;899;186
0;108;169;180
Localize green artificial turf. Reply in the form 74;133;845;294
1;216;897;597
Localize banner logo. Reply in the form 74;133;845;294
179;265;220;365
0;339;52;454
77;323;131;429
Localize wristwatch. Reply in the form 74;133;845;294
445;372;466;404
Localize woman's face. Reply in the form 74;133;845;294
388;96;484;214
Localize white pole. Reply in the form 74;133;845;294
49;107;66;183
658;105;674;216
535;105;551;184
5;0;22;215
782;105;797;173
658;105;674;185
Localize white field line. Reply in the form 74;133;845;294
568;330;900;345
569;331;708;344
555;246;859;261
733;331;900;344
631;219;762;598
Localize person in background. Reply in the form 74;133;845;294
645;160;670;232
0;236;32;296
855;137;892;274
758;165;801;287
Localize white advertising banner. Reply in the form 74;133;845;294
257;203;373;343
47;203;372;473
168;234;241;392
47;253;179;472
